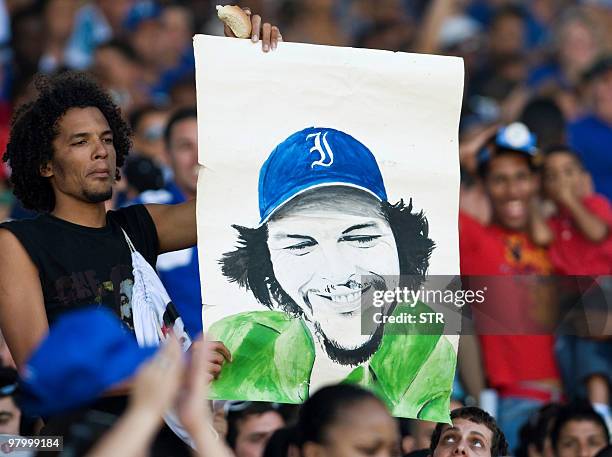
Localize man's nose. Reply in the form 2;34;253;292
578;444;591;457
506;178;524;199
320;243;355;284
93;137;109;160
452;443;467;456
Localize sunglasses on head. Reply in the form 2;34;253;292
223;400;280;416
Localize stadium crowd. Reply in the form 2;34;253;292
0;0;612;455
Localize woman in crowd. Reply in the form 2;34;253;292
296;384;400;457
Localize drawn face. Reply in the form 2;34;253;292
267;187;400;354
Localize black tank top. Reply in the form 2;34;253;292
0;204;159;329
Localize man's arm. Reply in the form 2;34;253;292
0;229;49;369
563;196;608;243
145;200;196;254
529;198;554;246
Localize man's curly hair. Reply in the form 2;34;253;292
3;72;131;212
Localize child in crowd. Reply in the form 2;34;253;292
532;146;612;275
530;146;612;431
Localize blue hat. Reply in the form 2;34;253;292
123;1;162;30
477;122;538;167
18;307;157;416
258;127;387;223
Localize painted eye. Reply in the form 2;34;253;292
283;240;317;255
340;235;381;246
285;241;316;250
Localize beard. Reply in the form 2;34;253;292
83;186;113;203
299;275;394;366
313;319;386;366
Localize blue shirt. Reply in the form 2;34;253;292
568;115;612;202
131;181;202;336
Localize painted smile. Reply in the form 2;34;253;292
314;284;370;305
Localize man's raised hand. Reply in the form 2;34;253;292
219;5;282;52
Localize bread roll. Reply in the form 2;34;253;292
216;5;252;39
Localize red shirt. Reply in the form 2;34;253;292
548;194;612;275
459;212;560;393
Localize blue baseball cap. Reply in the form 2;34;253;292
123;1;162;30
18;307;157;417
258;127;387;224
477;122;538;168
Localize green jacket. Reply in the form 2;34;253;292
208;304;456;422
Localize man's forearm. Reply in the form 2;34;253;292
146;198;197;253
188;422;232;457
565;199;608;242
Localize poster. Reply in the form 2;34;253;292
195;35;463;421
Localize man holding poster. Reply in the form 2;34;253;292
195;35;464;422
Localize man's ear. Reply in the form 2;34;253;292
302;442;323;457
40;162;53;178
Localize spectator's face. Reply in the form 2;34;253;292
555;420;608;457
414;420;437;450
592;70;612;123
12;14;44;68
234;411;284;457
485;155;536;231
489;15;524;56
45;107;116;205
168;118;198;198
96;0;131;30
543;153;584;200
433;418;494;457
93;48;136;89
559;21;598;73
303;399;399;457
266;188;400;354
0;397;20;435
131;20;162;66
160;6;192;55
44;0;78;42
133;111;169;166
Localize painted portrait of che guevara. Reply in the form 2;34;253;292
208;127;456;421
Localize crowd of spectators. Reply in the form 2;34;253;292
0;0;612;456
